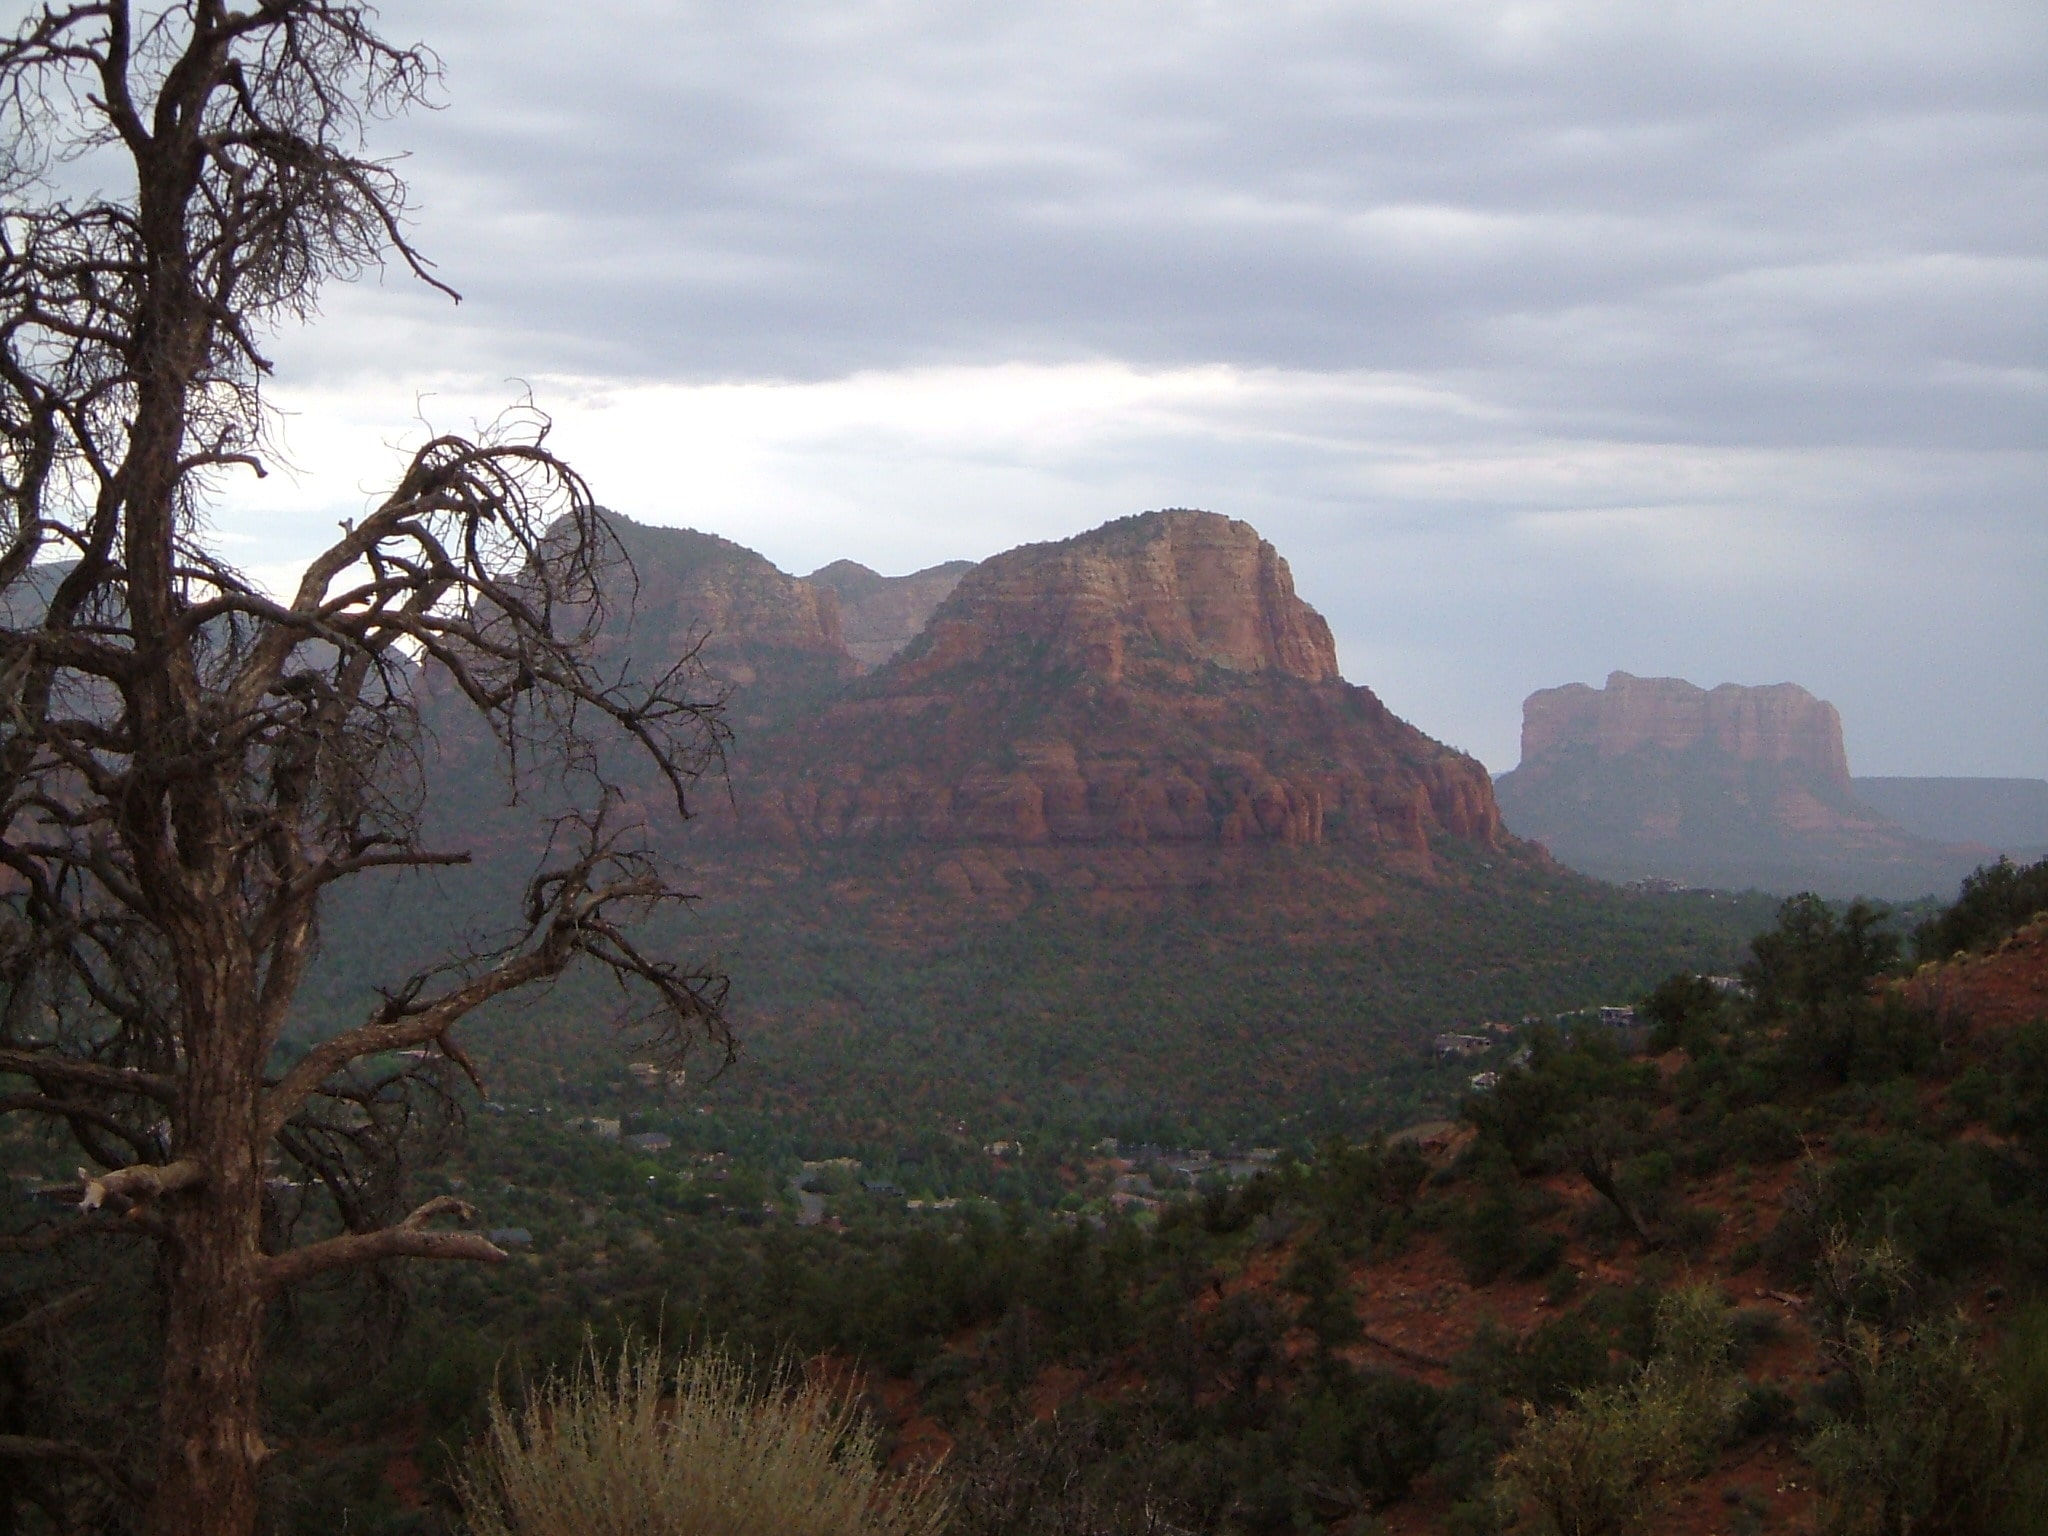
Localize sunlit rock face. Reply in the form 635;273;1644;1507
888;510;1341;690
1496;672;1986;898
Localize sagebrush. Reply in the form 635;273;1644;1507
457;1343;948;1536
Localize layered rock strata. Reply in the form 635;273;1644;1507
722;511;1503;859
1521;673;1851;787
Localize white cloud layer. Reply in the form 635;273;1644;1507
196;0;2044;775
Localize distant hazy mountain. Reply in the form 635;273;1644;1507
806;558;973;669
1852;777;2048;857
1493;672;1990;900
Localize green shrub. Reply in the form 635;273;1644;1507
1731;1381;1797;1442
1514;1315;1621;1409
1996;1304;2048;1536
1746;896;1902;1023
1809;1227;1921;1350
1725;1306;1785;1365
1494;1383;1688;1536
1492;1286;1740;1535
1987;1019;2048;1166
1641;973;1734;1057
1664;1204;1723;1257
1914;856;2048;963
1290;1371;1446;1509
1806;1314;2020;1536
456;1342;948;1536
1811;1140;2006;1280
1450;1158;1552;1286
1721;1104;1803;1166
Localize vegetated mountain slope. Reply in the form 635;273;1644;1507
307;831;1777;1151
314;513;1779;1147
655;846;1777;1146
1495;671;1989;898
262;862;2048;1536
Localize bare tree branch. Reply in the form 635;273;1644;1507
0;1050;176;1104
77;1158;202;1211
258;1195;506;1293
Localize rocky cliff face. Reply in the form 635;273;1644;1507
722;510;1502;861
448;510;1510;876
808;559;974;670
889;511;1341;688
1496;672;1982;898
1521;672;1851;788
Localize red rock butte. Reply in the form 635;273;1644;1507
890;510;1341;689
1520;671;1852;788
586;509;1509;863
1495;670;1986;898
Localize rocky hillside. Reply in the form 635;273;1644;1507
1495;672;1987;898
282;863;2048;1536
712;510;1503;863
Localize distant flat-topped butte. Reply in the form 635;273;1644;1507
1494;671;2005;899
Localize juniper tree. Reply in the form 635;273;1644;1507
0;5;727;1532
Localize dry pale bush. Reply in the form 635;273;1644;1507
1808;1314;2024;1536
457;1344;949;1536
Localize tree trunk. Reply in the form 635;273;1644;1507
150;980;268;1536
153;1239;266;1536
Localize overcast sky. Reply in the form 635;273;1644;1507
199;0;2045;776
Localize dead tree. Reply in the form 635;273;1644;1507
0;5;729;1533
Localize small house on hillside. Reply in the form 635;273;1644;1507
624;1131;671;1155
1434;1032;1493;1060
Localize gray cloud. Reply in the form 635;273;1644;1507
232;1;2045;777
348;0;2046;435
